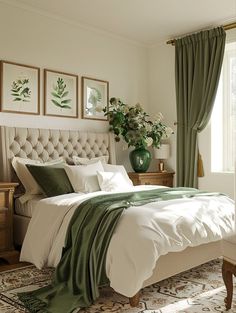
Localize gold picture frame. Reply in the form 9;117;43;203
0;60;40;115
44;69;78;118
82;76;109;120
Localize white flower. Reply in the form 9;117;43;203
162;127;174;139
146;123;153;132
155;112;164;122
123;106;129;114
145;137;153;147
135;103;143;110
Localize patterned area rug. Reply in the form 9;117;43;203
0;259;235;313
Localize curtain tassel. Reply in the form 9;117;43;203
197;152;204;177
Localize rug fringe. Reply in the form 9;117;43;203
18;286;51;313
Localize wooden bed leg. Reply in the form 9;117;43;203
222;260;233;310
129;292;140;307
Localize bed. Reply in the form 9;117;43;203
0;125;234;307
0;126;116;246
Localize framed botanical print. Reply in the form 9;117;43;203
82;76;109;120
0;60;40;115
44;69;78;118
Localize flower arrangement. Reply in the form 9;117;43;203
104;97;173;149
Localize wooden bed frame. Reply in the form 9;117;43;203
0;126;223;307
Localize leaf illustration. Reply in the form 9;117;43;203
61;99;71;104
51;91;61;99
62;91;69;98
51;77;72;109
11;78;31;102
20;87;29;95
51;99;62;107
61;104;71;109
88;87;102;106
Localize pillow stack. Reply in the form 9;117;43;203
12;155;133;202
12;157;68;202
70;157;133;192
64;161;104;193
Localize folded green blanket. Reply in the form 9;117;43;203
18;187;221;313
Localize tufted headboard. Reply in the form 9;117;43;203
0;126;116;182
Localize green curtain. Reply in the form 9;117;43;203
175;27;226;187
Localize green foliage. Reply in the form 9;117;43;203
11;79;31;102
51;78;72;109
104;97;173;149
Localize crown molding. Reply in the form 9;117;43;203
0;0;148;48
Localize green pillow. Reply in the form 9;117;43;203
26;164;74;197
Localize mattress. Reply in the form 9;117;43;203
14;185;161;218
15;196;44;217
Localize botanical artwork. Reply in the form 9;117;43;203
87;87;102;114
44;70;78;118
51;77;72;109
11;78;31;102
82;77;109;120
0;61;40;114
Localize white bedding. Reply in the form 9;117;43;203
20;185;234;297
15;196;44;217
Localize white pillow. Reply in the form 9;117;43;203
73;155;109;165
102;164;133;186
64;161;104;193
12;157;65;203
97;171;133;192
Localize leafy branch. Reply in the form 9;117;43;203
11;79;31;102
51;77;72;109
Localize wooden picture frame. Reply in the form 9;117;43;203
0;60;40;115
82;76;109;120
44;69;78;118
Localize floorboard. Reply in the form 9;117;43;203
0;260;30;272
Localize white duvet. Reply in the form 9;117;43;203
20;185;235;297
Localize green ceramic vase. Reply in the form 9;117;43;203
129;146;151;172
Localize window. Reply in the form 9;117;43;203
211;41;236;172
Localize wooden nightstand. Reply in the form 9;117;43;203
0;182;19;264
128;171;175;187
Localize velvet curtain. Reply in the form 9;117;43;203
175;27;226;187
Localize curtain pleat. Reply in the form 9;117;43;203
175;27;226;187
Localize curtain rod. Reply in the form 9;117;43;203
166;22;236;45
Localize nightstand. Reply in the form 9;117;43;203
0;182;19;264
128;171;175;187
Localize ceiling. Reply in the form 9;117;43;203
7;0;236;45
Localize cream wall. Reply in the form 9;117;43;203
1;2;234;197
0;2;148;170
148;44;177;175
148;42;234;199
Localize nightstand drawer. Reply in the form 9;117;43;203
0;228;9;251
0;208;8;227
0;182;19;263
0;190;8;207
128;171;175;187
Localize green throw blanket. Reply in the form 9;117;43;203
18;187;221;313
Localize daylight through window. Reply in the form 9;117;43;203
211;41;236;173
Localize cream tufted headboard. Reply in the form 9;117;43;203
0;126;116;182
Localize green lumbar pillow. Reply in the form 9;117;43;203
26;164;74;197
